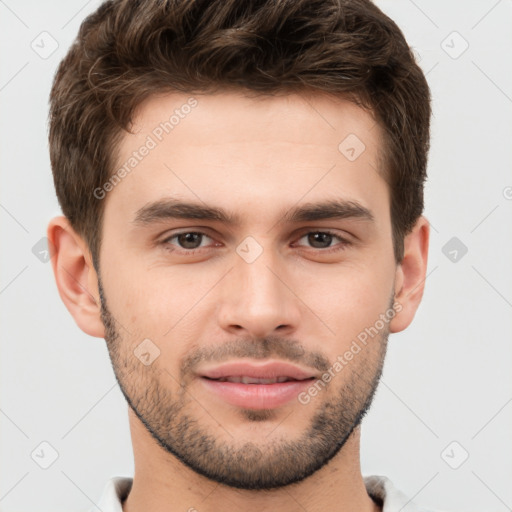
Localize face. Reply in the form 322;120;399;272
97;90;400;489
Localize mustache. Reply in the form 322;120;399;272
180;335;331;378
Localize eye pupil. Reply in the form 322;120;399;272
308;232;332;248
178;232;202;249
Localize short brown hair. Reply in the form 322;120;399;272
49;0;431;268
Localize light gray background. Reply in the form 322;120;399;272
1;1;511;511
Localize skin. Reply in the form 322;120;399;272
48;90;429;512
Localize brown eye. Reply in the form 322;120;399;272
176;232;203;249
162;231;214;252
295;231;350;252
306;232;335;249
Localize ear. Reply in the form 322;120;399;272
47;216;105;338
389;215;430;333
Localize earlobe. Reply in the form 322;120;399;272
389;216;430;333
47;216;105;338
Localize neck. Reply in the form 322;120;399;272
122;409;380;512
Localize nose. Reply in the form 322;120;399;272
217;244;301;339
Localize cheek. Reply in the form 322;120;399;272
297;264;394;344
105;263;212;346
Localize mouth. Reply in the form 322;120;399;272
203;375;314;384
197;361;317;409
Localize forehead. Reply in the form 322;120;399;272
130;90;380;153
104;90;387;228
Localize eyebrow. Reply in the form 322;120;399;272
132;197;374;227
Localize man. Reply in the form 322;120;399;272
47;0;436;510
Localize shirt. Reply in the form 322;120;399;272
88;475;442;512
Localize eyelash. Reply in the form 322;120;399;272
160;230;352;256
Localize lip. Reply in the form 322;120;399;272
197;361;317;410
199;361;317;381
